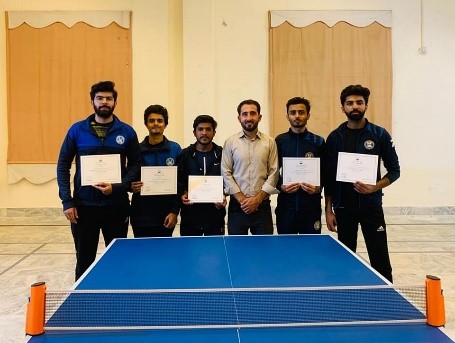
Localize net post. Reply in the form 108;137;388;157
426;275;445;327
25;282;46;336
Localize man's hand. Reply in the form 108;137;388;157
354;177;391;195
240;194;263;214
354;181;377;194
93;182;113;195
64;207;78;224
301;182;320;195
131;181;143;194
324;196;337;232
181;192;193;205
325;211;337;232
163;213;177;229
214;196;227;209
280;183;300;193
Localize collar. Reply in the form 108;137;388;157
238;130;262;140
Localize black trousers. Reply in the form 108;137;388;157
71;205;129;280
180;204;225;236
227;198;274;235
276;207;322;234
334;206;393;283
180;224;225;236
132;225;174;238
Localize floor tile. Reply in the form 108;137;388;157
1;217;455;342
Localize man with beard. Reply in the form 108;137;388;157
221;99;279;235
57;81;141;280
324;85;400;282
130;104;182;237
275;97;326;234
177;115;226;236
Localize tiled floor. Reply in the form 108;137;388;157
1;213;454;342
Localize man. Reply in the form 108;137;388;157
275;97;325;234
221;99;279;235
177;115;226;236
130;104;181;237
57;81;141;280
325;85;400;282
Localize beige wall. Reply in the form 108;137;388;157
1;0;455;208
183;0;455;208
0;0;183;208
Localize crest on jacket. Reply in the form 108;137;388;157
116;135;126;145
364;140;375;150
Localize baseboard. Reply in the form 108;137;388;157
1;207;454;226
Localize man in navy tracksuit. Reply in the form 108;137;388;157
275;97;325;234
57;81;141;280
325;85;400;282
177;115;226;236
130;105;181;237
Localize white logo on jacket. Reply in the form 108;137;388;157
364;140;375;150
166;157;175;165
116;135;125;145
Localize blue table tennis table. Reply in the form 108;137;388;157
28;234;454;342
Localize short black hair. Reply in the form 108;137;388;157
143;104;168;125
286;97;311;114
237;99;261;115
193;115;217;130
90;81;118;101
340;85;371;105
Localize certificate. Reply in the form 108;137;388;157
282;157;320;186
80;154;121;186
188;175;224;203
336;152;378;185
140;166;177;196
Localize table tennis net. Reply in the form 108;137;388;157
41;285;429;330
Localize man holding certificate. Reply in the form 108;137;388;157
324;85;400;282
56;81;141;280
221;99;279;235
275;97;326;234
177;115;226;236
130;104;182;237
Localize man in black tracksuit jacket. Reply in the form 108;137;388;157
130;105;182;237
325;85;400;283
177;115;226;236
275;97;326;234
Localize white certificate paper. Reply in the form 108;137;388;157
282;157;320;186
336;152;378;185
140;166;177;196
188;175;224;203
80;154;121;186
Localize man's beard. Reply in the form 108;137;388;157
94;105;114;118
197;137;212;145
346;110;365;121
291;120;306;129
241;121;258;132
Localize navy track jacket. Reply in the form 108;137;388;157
325;119;400;209
57;114;141;211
